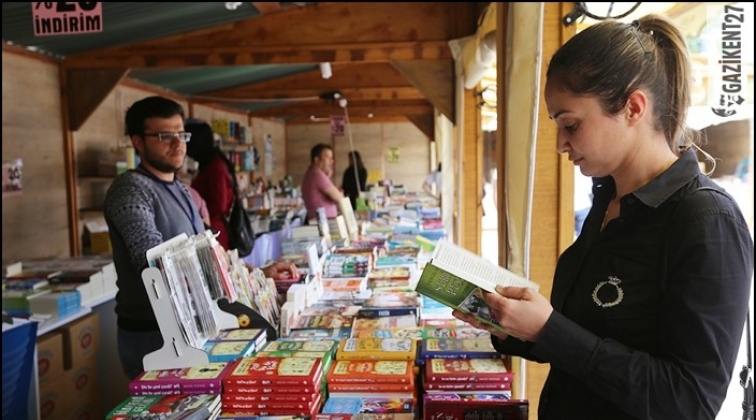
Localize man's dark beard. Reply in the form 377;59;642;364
143;155;180;175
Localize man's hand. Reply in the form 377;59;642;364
260;261;298;280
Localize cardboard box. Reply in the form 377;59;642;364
38;376;69;420
89;231;112;254
61;312;99;369
37;332;65;385
64;360;98;404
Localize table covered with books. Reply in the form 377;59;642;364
104;203;530;420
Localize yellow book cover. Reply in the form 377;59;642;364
352;327;425;340
336;338;417;361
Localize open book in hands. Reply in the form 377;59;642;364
414;240;539;333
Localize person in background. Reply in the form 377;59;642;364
105;97;295;380
422;163;442;201
301;143;344;221
341;150;367;209
184;121;235;251
177;157;211;229
453;14;753;420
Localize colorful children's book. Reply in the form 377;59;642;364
213;328;267;348
336;338;417;361
414;239;539;333
321;396;414;414
350;315;417;333
367;267;411;280
314;414;416;420
424;358;513;383
203;340;257;363
421;326;491;339
422;395;528;420
259;339;338;354
129;363;232;394
106;394;221;420
223;357;323;386
220;394;321;417
419;337;502;359
326;360;414;384
351;327;424;340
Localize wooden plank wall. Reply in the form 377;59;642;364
1;51;69;263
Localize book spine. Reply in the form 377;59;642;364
335;352;415;361
221;400;313;410
222;392;316;403
328;383;414;392
223;384;320;394
420;351;502;360
424;373;513;383
357;307;418;318
423;381;511;390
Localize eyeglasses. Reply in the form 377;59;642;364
143;132;192;143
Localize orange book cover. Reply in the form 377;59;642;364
335;338;417;361
223;357;323;387
326;360;415;384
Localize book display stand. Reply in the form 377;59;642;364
141;266;239;371
141;233;271;371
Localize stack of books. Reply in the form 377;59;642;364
423;358;513;395
105;394;222;419
129;362;233;396
357;291;421;320
202;328;267;363
422;394;528;420
221;356;325;417
323;359;417;415
255;339;339;387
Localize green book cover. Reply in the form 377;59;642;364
415;263;504;332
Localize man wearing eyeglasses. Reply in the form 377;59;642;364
103;96;206;380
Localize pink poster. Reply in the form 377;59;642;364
32;2;103;36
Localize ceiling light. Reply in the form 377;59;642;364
320;62;332;79
225;3;242;11
367;113;374;119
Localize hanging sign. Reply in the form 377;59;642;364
330;115;345;137
32;2;103;36
387;147;400;163
2;159;24;199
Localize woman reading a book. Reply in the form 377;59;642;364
453;14;753;420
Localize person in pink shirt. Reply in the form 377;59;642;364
301;143;344;221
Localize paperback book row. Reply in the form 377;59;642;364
112;332;521;419
2;255;117;319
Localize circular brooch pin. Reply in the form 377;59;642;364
592;276;624;308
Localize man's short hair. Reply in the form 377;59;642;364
125;96;185;137
311;143;333;162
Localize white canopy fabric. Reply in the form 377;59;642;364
504;1;544;397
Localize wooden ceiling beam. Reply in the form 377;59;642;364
199;86;425;102
392;59;454;123
63;41;452;69
247;101;432;118
63;3;482;69
66;68;129;131
251;2;282;14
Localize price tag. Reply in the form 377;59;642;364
32;2;103;36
